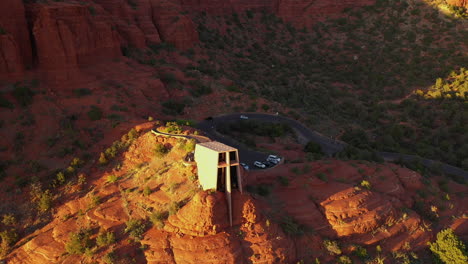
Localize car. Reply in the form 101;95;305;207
264;161;275;167
267;155;281;164
240;163;249;170
253;161;266;169
240;115;249;120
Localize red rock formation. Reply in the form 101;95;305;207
0;0;32;78
94;0;162;48
150;0;199;50
446;0;468;8
27;2;121;84
0;35;24;77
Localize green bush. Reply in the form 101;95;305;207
280;216;303;235
354;245;368;260
87;106;103;121
65;228;93;255
337;256;352;264
153;143;169;158
96;230;115;247
168;201;182;216
38;190;53;212
13;83;34;107
360;180;371;190
73;88;92;97
124;219;146;240
150;210;168;229
277;176;289;186
429;228;467;264
0;27;6;35
323;239;342;255
162;100;185;115
0;94;14;109
304;141;324;155
143;186;151;196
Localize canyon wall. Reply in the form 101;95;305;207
0;0;374;82
0;0;32;79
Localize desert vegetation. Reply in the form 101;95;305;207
195;0;467;169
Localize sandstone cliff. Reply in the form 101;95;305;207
0;0;32;79
0;0;374;82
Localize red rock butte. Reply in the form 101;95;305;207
0;0;374;82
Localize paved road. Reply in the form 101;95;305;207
196;113;468;180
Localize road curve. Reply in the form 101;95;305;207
196;113;468;180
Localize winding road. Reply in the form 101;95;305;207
195;113;468;180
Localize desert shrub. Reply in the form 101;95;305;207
87;106;103;121
360;180;371;190
280;216;303;235
168;201;182;216
150;210;169;229
304;141;324;155
0;94;14;109
13;82;34;107
143;186;151;196
65;228;93;255
337;256;352;264
341;128;370;149
2;214;16;226
167;182;180;194
96;230;115;247
246;184;272;197
323;239;342;255
0;229;18;257
153;143;169;158
429;228;467;264
149;42;175;54
98;152;108;165
316;172;328;182
124;219;146;240
73;88;92;97
102;250;116;264
164;121;183;134
277;176;289;186
162;100;185;115
183;139;196;152
107;174;118;183
88;6;96;16
354;245;368;260
88;194;101;209
38;190;53;212
160;72;177;84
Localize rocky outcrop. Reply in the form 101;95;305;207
142;191;295;264
0;35;24;78
27;2;121;84
446;0;468;8
94;0;161;48
150;0;199;50
1;0;374;82
321;187;397;236
164;191;230;236
0;0;31;79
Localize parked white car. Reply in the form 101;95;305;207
240;163;249;170
240;115;249;119
254;161;266;169
267;155;281;164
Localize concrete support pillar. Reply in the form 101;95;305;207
225;151;232;226
236;150;243;193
